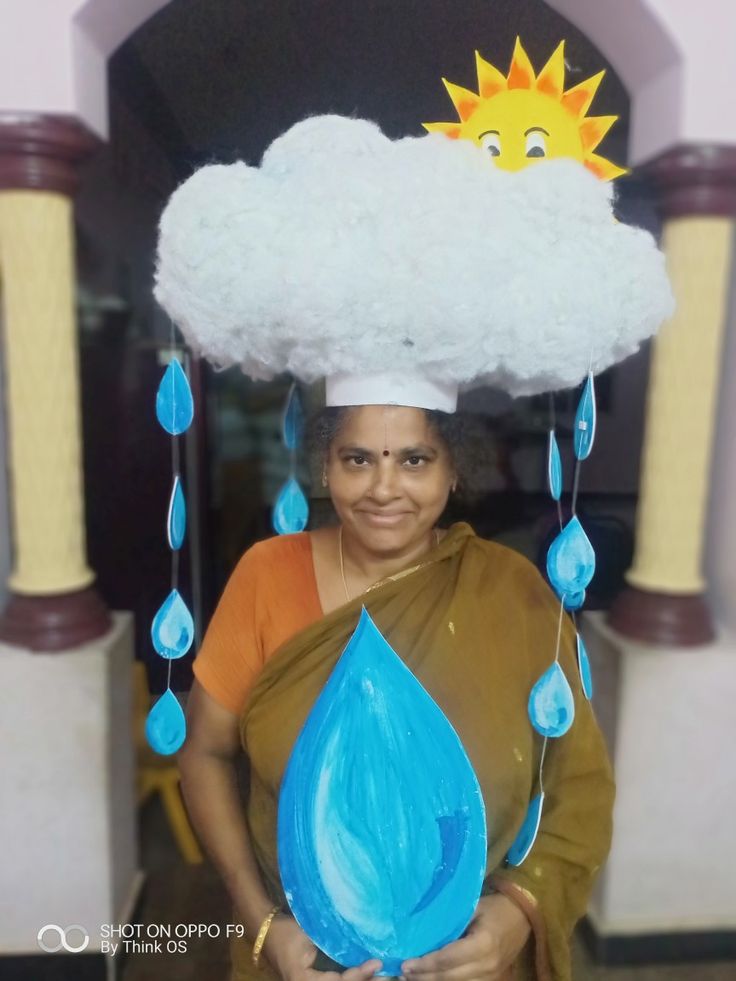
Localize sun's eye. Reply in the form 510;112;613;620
480;132;501;157
525;131;547;158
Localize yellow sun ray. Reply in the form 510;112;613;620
475;50;507;99
422;121;463;139
536;40;566;100
423;39;627;181
580;115;618;153
507;36;536;90
561;70;605;118
585;154;629;182
441;79;481;122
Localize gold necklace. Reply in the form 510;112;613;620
338;525;441;601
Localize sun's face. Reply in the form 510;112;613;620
424;39;627;181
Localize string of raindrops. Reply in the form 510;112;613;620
506;371;597;865
145;334;195;755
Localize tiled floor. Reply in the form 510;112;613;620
123;794;733;981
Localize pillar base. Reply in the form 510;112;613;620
607;585;715;646
0;585;112;651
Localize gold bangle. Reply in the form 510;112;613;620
252;905;281;968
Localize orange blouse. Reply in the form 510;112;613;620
193;533;323;715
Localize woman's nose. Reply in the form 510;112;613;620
369;462;400;500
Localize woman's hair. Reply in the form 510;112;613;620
307;405;492;501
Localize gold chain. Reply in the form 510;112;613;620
338;524;440;601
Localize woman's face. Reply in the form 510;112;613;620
325;405;455;553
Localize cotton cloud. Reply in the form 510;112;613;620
155;115;673;396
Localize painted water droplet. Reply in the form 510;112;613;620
563;589;586;611
146;689;186;755
546;516;595;598
576;634;593;700
547;430;562;501
573;373;596;461
167;476;186;550
528;661;575;738
151;589;194;659
156;358;194;435
507;792;545;867
273;477;309;535
278;608;487;976
283;383;304;451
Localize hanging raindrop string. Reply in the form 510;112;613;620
273;381;309;535
146;323;195;755
506;368;598;867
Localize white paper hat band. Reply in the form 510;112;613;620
326;373;458;413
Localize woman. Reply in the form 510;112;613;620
178;401;615;981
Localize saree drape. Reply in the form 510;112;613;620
230;523;614;980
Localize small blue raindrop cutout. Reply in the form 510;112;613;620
507;792;545;867
563;589;586;611
546;516;595;598
573;373;596;461
528;661;575;738
273;477;309;535
167;476;187;551
283;384;305;451
156;358;194;435
278;608;487;976
146;689;186;755
151;589;194;659
576;634;593;700
547;430;562;501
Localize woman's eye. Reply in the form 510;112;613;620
525;131;547;158
348;455;367;466
405;456;427;467
480;132;501;157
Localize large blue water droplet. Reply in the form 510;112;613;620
151;589;194;659
167;476;187;551
145;689;186;755
528;661;575;738
278;608;487;976
283;383;304;451
576;634;593;700
546;515;595;598
507;792;545;867
156;358;194;435
547;429;562;501
573;373;596;461
272;477;309;534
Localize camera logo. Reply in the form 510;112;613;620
37;924;90;954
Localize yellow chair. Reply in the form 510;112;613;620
133;661;204;864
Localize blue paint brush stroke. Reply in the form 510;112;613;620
278;608;487;976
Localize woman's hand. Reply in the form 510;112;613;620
264;914;382;981
400;893;531;981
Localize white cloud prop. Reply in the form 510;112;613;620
155;115;673;396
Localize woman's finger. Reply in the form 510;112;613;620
402;933;486;975
342;958;382;981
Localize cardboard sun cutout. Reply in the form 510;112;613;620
423;38;627;181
